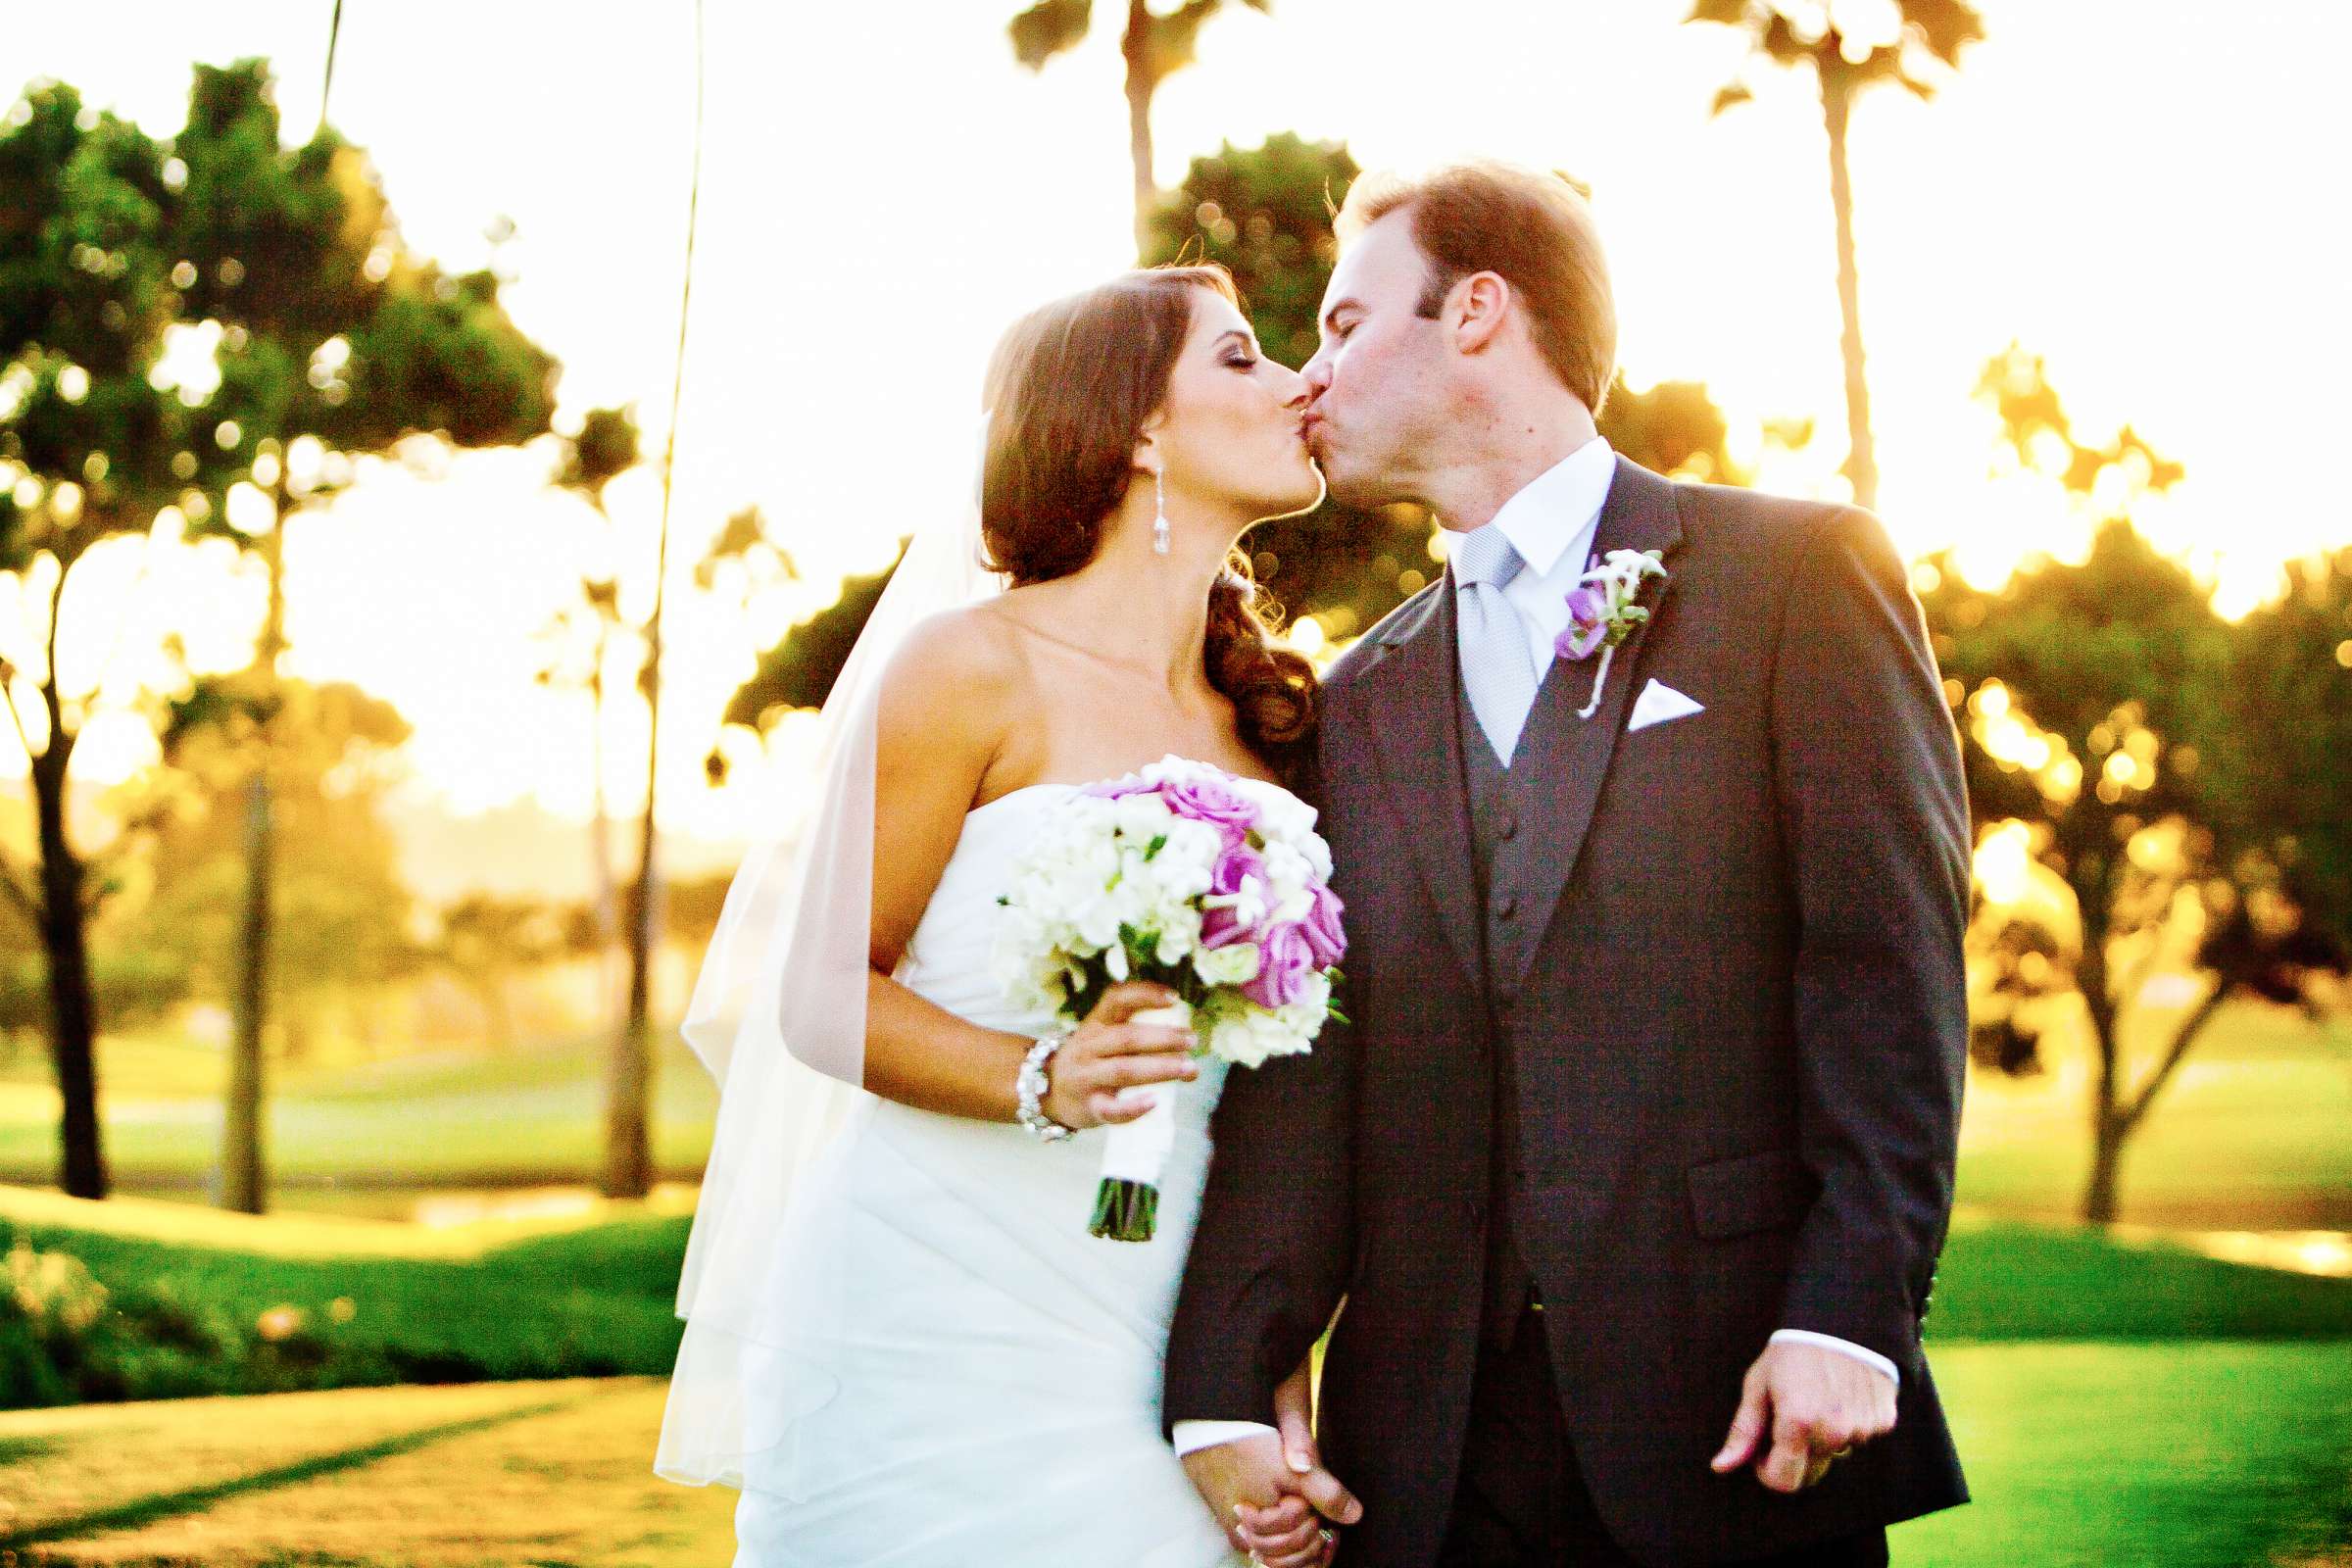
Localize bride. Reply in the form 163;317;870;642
658;265;1340;1567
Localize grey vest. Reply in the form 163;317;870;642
1459;662;1566;1346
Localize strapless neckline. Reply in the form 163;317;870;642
967;761;1299;821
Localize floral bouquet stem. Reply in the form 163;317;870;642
1090;999;1191;1242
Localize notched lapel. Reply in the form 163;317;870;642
1355;583;1483;989
1506;458;1687;989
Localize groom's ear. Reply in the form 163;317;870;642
1449;271;1513;357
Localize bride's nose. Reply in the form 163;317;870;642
1271;363;1309;408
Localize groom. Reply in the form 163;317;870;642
1166;163;1971;1566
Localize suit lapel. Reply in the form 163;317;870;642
1357;581;1484;989
1504;457;1687;990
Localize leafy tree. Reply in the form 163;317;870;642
1008;0;1271;257
1690;0;1983;510
719;541;904;735
425;893;562;1052
129;676;415;1066
1920;348;2345;1221
2;79;201;1198
0;62;557;1202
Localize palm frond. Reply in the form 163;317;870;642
1008;0;1094;71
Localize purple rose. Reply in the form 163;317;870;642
1159;773;1258;844
1243;921;1315;1008
1211;841;1267;898
1200;901;1254;951
1300;880;1347;968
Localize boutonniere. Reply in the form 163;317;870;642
1556;548;1669;719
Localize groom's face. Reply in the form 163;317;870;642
1300;210;1453;508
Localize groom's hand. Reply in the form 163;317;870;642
1184;1433;1330;1565
1184;1366;1361;1564
1710;1341;1897;1494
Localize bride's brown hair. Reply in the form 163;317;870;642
979;265;1318;771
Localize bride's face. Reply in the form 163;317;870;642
1151;292;1323;529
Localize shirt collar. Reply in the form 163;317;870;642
1478;435;1616;581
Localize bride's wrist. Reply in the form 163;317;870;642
1016;1031;1077;1141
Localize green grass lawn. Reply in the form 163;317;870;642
0;1028;720;1199
1892;1342;2352;1567
8;997;2345;1230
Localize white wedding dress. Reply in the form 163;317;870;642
727;781;1247;1567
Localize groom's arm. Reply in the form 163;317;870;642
1163;751;1359;1438
1767;504;1971;1379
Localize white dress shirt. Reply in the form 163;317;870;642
1170;438;1893;1460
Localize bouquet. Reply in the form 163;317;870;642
994;756;1347;1241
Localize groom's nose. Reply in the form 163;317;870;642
1299;344;1333;398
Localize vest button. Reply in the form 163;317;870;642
1495;893;1519;920
1497;811;1519;841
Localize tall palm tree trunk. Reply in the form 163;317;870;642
606;0;707;1199
1821;77;1879;512
1121;0;1156;259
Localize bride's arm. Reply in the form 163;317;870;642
858;610;1196;1127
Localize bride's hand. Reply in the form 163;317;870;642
1044;982;1200;1129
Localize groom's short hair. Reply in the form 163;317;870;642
1336;163;1616;415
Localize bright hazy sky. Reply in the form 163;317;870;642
6;0;2347;851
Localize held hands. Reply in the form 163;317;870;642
1711;1340;1898;1494
1183;1362;1361;1567
1044;982;1200;1131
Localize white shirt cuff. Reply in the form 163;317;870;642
1171;1418;1279;1456
1771;1329;1900;1389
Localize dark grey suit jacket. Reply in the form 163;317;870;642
1165;458;1972;1566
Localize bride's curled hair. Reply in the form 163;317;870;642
979;265;1319;773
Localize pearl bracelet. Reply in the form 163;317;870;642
1015;1031;1075;1143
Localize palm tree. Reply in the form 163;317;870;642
1690;0;1983;511
604;0;709;1200
1007;0;1272;258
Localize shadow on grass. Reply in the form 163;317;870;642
0;1394;585;1550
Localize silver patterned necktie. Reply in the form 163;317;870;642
1454;526;1538;766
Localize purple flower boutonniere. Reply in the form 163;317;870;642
1555;548;1668;719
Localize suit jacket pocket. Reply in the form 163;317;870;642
1687;1148;1815;1240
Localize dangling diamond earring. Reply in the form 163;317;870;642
1152;468;1172;556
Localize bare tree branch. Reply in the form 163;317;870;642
2121;977;2234;1133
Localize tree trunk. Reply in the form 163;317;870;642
29;737;107;1200
220;768;270;1213
588;656;620;1007
2081;976;2235;1224
222;504;286;1215
1122;0;1157;260
1819;77;1879;513
2083;1105;2125;1225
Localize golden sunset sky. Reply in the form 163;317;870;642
4;0;2346;859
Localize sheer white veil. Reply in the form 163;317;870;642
655;420;1006;1488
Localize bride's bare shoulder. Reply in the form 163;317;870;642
876;603;1035;732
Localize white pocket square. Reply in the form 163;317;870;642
1627;679;1704;733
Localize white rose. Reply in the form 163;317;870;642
1192;941;1261;989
